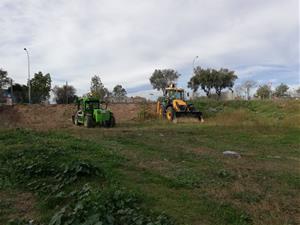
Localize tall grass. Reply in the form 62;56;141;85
192;99;300;128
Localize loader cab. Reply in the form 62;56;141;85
165;88;185;101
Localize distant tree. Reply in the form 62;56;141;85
188;67;212;96
274;83;289;97
103;88;112;101
256;85;271;99
188;67;237;98
213;68;237;97
150;69;180;93
296;87;300;94
234;85;244;98
113;85;127;98
8;83;28;103
30;71;52;103
90;75;107;99
0;69;10;89
0;68;10;102
241;80;257;100
53;84;77;104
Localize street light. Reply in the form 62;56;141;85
24;48;31;104
193;55;199;70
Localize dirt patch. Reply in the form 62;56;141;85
0;103;156;130
0;191;37;222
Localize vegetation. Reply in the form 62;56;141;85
112;84;127;100
0;69;10;102
256;85;271;99
90;75;110;100
241;80;257;100
52;84;77;104
0;100;299;225
274;83;289;98
8;83;28;103
31;72;52;104
188;67;237;98
0;129;175;225
150;69;180;93
0;69;10;90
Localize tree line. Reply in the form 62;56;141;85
149;67;238;98
149;67;299;99
1;67;298;104
0;69;127;104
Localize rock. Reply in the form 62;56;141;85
267;155;281;159
223;151;241;158
208;107;218;112
159;133;164;137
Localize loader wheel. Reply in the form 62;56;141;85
166;107;174;121
159;105;165;119
84;115;93;128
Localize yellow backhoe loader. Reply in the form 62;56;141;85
156;84;203;122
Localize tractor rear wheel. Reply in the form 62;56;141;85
110;115;116;127
84;115;93;128
166;107;174;121
105;115;116;128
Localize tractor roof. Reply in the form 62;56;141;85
166;83;184;92
165;87;184;92
79;96;100;102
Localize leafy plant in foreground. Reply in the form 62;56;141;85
50;184;175;225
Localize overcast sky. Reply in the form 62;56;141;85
0;0;299;97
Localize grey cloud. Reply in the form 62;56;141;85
0;0;298;95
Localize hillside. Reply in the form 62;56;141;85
193;99;300;127
0;100;299;225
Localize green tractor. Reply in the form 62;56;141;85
72;96;115;128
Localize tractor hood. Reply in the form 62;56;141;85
93;109;111;123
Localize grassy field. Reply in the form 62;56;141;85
0;100;299;225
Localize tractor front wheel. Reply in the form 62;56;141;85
84;115;93;128
74;115;79;126
166;107;174;121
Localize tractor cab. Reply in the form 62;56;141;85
165;87;185;101
77;98;101;112
73;96;115;128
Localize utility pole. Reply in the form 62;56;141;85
10;78;13;104
24;48;31;104
65;81;68;104
192;56;199;99
193;56;199;70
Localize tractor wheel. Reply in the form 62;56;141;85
166;107;174;121
74;115;79;126
105;115;116;128
84;115;93;128
110;115;116;127
158;105;165;119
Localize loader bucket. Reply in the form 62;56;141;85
174;111;203;123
